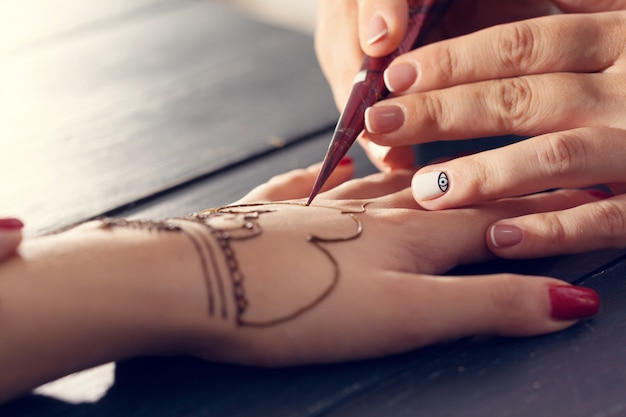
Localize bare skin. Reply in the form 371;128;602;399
0;164;599;403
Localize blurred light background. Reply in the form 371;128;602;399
220;0;316;33
0;0;316;56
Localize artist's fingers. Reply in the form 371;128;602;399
366;72;626;145
370;272;598;352
0;218;24;261
357;0;409;57
488;193;626;258
384;12;625;94
237;159;354;203
364;12;626;143
410;128;625;208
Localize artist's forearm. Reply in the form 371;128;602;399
0;224;208;402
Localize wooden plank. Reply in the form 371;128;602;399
0;1;337;236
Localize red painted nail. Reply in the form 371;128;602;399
549;285;599;321
338;156;353;166
0;218;24;230
586;189;613;200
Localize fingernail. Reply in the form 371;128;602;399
367;142;392;162
549;285;600;321
384;62;418;93
411;171;449;200
586;189;613;200
0;218;24;230
365;14;388;46
490;224;523;248
365;105;404;134
338;156;353;166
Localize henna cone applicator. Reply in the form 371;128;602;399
307;0;453;205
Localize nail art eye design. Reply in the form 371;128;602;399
438;172;449;193
411;171;449;200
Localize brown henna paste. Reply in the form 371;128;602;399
100;202;366;327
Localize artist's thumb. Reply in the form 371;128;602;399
359;0;409;57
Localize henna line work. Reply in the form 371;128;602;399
199;233;228;320
100;217;220;316
100;202;367;328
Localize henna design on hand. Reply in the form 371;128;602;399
100;202;366;328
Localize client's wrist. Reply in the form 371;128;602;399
74;220;216;357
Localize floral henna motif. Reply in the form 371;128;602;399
100;202;366;327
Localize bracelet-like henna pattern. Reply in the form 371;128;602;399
100;202;366;327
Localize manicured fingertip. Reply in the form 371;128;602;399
384;61;419;93
549;285;600;321
490;224;523;248
359;1;409;57
365;14;388;46
411;171;449;201
338;156;353;167
0;218;24;230
0;219;23;261
364;105;405;134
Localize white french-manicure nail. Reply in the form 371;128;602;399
367;142;392;162
411;171;449;200
365;15;388;46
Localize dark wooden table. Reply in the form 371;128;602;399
2;1;626;416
